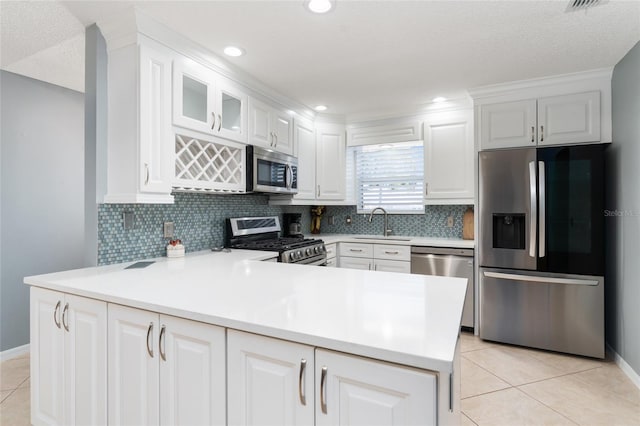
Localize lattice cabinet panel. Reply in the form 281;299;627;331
173;133;246;193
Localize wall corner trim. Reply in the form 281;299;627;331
606;343;640;391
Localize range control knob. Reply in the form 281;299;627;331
305;248;312;256
319;245;326;252
314;246;319;254
289;252;296;261
296;250;302;259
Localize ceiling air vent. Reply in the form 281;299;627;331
567;0;607;11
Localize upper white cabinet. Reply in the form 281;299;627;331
108;304;226;426
293;117;317;200
315;349;437;426
105;37;174;203
316;123;347;200
248;97;294;155
347;120;421;146
30;287;107;426
423;110;474;204
173;55;248;144
227;330;315;426
479;91;601;150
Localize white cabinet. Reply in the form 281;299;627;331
479;91;600;150
108;304;225;426
227;330;314;426
316;123;346;200
315;349;437;426
324;243;337;268
291;120;346;202
173;55;248;143
248;97;293;154
105;37;174;203
30;287;107;426
423;110;474;204
339;242;411;273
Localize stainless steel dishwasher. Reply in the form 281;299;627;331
411;247;474;330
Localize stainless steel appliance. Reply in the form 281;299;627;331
478;144;606;358
411;247;474;330
246;146;298;194
226;216;326;265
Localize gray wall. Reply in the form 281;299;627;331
607;41;640;375
0;71;85;351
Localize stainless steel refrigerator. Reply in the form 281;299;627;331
478;144;606;358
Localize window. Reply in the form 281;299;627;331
349;141;424;214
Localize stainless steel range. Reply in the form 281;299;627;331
226;216;327;265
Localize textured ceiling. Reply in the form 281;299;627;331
2;1;639;115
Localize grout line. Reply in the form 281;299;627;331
461;385;515;400
461;411;480;425
513;386;580;425
0;388;16;405
462;355;515;390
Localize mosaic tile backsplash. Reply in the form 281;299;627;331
98;192;472;265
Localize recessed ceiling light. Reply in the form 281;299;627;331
314;105;328;112
223;46;245;57
432;97;447;103
306;0;334;14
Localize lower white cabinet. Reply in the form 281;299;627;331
227;330;315;426
315;349;437;426
228;331;438;426
324;243;337;268
108;304;225;426
30;287;107;426
338;243;411;273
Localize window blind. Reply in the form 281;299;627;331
351;141;424;214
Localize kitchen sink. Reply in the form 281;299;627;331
353;236;412;241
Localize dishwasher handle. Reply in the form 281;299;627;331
411;246;474;257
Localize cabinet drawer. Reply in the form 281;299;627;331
325;243;337;259
374;259;411;274
338;256;371;271
339;243;373;258
325;257;337;268
374;244;411;261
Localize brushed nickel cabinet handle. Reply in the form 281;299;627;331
54;300;61;329
211;112;216;130
384;250;400;255
425;182;429;195
146;322;154;358
349;249;363;252
144;163;150;185
274;133;278;147
531;126;535;143
159;325;166;361
217;114;222;132
317;185;320;197
298;359;307;406
540;125;544;142
62;303;69;332
320;366;328;414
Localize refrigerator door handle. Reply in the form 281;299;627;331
528;161;537;258
538;161;546;258
483;271;599;286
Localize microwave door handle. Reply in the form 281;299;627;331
288;165;294;190
538;161;546;258
529;161;537;258
285;165;292;189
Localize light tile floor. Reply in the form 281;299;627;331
1;335;639;425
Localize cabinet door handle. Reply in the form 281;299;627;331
384;250;400;255
211;112;216;130
374;264;377;271
146;322;154;358
298;359;307;406
144;163;150;185
531;126;535;143
317;185;320;197
425;182;429;195
159;324;167;361
53;300;61;329
217;114;222;132
62;303;69;332
349;249;363;252
320;366;328;414
274;133;278;147
540;125;544;142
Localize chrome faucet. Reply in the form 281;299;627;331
368;207;392;237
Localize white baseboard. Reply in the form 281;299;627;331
606;343;640;390
0;343;30;362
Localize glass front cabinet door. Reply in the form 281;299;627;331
173;55;247;143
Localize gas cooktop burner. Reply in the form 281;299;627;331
235;237;318;251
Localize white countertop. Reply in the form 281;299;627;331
24;249;467;373
315;234;475;249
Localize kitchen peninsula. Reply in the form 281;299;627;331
26;249;466;425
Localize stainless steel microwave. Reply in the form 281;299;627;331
246;145;298;194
